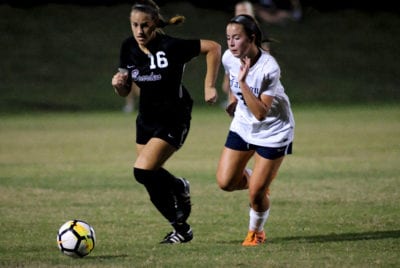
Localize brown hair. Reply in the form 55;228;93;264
229;14;263;47
131;0;185;29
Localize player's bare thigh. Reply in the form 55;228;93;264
248;154;284;202
216;147;254;190
134;138;176;170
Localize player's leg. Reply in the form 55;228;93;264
134;138;178;223
217;131;255;191
135;137;176;170
249;154;284;212
242;154;284;246
134;138;192;243
216;147;254;191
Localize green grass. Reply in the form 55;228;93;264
1;105;399;267
1;2;399;266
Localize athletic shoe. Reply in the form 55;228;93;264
160;228;193;244
241;230;266;246
176;178;191;222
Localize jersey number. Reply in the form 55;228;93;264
148;51;168;69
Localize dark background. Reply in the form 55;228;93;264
2;0;400;12
0;0;399;113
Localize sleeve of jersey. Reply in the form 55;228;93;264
118;39;132;86
222;50;231;75
119;39;130;68
173;39;201;63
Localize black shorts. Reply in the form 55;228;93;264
136;116;191;149
225;131;293;160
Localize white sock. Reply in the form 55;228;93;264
249;207;270;232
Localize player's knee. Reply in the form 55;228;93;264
217;172;248;192
218;182;235;192
216;172;228;191
216;175;236;192
133;167;154;185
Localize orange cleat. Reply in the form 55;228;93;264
241;230;266;246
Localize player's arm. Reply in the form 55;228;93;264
222;73;238;117
111;69;131;97
238;57;271;121
200;39;221;104
222;72;230;95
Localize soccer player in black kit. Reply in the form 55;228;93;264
111;0;221;244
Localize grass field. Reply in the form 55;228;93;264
0;105;399;267
1;2;399;266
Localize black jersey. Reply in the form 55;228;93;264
119;34;200;123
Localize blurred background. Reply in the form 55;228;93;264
1;0;399;113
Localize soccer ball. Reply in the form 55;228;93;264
57;219;96;258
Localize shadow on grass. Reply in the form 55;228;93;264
271;230;400;244
219;230;400;245
89;254;129;260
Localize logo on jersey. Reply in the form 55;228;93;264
136;72;162;82
132;69;139;79
230;78;260;95
131;68;162;82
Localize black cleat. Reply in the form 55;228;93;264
160;228;193;244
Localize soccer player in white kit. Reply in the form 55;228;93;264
216;14;295;246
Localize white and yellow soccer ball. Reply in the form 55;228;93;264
57;219;96;258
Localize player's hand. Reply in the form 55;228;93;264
238;56;250;83
205;86;218;104
111;70;128;90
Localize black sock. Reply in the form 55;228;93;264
157;168;184;194
133;168;188;230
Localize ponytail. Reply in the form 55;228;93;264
167;15;185;26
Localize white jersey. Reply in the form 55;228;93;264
222;49;295;148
